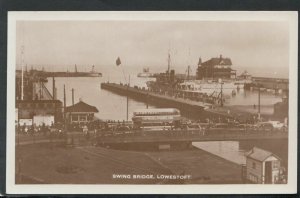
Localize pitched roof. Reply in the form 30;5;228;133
201;57;232;67
66;101;98;113
246;147;280;162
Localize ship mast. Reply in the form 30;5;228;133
187;47;191;80
186;65;192;80
167;49;171;81
167;50;171;74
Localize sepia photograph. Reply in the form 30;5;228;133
6;11;298;194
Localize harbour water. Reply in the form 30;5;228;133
45;67;283;121
44;69;286;166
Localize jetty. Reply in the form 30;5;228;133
101;82;213;117
101;82;256;119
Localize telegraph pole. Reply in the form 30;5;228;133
258;83;261;118
21;45;24;100
220;82;224;107
126;75;130;121
71;88;74;105
146;92;149;109
52;76;56;100
63;84;66;119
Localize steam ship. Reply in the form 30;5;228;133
31;65;102;78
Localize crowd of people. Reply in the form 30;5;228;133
16;122;64;136
16;113;287;137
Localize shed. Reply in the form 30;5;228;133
66;101;98;125
245;147;281;184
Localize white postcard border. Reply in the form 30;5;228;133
6;11;298;194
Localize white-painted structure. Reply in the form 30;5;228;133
19;119;33;126
245;147;281;184
33;115;54;126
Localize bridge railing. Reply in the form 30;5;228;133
97;128;288;143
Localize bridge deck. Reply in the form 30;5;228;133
97;129;288;144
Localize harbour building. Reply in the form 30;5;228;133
66;100;99;125
196;55;237;80
245;147;283;184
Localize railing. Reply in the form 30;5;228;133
97;129;288;144
15;128;288;146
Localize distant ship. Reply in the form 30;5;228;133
137;67;155;78
83;65;102;77
32;65;102;78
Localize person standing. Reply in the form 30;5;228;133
83;125;88;136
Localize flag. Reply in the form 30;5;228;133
116;57;121;66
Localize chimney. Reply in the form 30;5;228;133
220;54;223;59
198;57;202;66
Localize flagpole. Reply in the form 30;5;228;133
116;57;130;121
121;65;127;83
116;57;127;83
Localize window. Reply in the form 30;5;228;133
252;162;256;169
80;115;86;121
72;115;78;121
273;160;280;169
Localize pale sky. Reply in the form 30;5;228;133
16;20;289;78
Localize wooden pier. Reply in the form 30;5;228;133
100;82;254;119
101;83;221;118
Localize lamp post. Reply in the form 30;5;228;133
257;83;261;119
219;79;224;107
126;75;130;121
